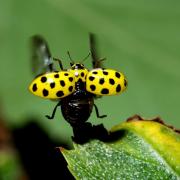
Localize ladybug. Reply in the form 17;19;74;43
29;34;127;143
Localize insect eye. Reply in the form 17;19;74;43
71;63;76;69
70;62;74;67
80;64;85;69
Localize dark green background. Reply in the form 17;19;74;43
0;0;180;142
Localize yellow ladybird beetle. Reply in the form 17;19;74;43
29;33;128;143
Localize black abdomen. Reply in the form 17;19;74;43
61;81;94;126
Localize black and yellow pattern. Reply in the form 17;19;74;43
86;68;127;95
29;71;75;99
68;68;88;83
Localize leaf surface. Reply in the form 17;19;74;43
61;118;180;179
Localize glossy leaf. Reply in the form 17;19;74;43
60;117;180;179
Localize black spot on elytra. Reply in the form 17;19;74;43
81;72;84;77
89;76;95;81
32;83;37;92
41;76;47;83
50;82;55;89
99;78;105;85
64;73;69;76
90;85;96;91
69;86;73;92
54;74;59;78
42;89;48;97
103;71;108;75
69;77;73;82
115;72;121;78
56;91;64;97
109;78;115;85
92;71;98;74
124;79;127;87
116;84;121;92
101;88;109;94
60;80;65;87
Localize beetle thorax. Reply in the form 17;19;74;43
68;63;88;82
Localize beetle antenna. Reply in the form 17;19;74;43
81;52;91;63
67;51;74;63
98;57;106;62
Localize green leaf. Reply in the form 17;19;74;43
60;117;180;179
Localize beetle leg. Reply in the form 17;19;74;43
93;104;107;118
53;57;64;70
45;101;61;120
48;63;54;72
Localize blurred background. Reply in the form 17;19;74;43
0;0;180;179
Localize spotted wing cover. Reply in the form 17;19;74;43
29;71;75;99
86;69;127;95
30;35;55;76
